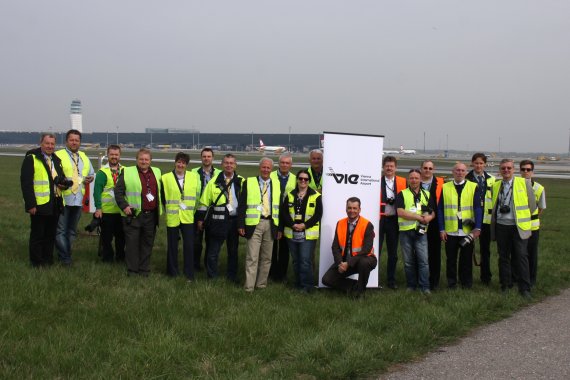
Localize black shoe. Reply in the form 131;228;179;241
520;290;532;300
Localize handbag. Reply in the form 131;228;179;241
203;180;232;235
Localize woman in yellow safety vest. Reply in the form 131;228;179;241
280;169;322;293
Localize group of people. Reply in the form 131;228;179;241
20;131;546;299
382;154;545;298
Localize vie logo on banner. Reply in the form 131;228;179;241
327;169;359;184
327;168;379;186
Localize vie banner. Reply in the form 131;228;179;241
318;132;383;287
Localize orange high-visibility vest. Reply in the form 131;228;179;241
434;177;444;204
380;176;407;217
336;216;375;258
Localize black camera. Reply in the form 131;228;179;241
386;197;395;205
499;205;511;214
54;176;73;189
460;233;475;247
415;205;433;236
463;219;475;229
126;209;139;225
85;216;101;233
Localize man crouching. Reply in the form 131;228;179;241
322;197;377;298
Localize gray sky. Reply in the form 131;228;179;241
1;0;569;153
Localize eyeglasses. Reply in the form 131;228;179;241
422;167;433;170
520;168;533;172
298;177;310;182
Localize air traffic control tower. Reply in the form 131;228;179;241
70;99;83;132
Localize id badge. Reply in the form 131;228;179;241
146;193;155;202
457;211;462;220
416;202;422;210
256;205;263;212
108;189;115;198
179;202;187;210
295;214;302;220
226;204;234;213
410;207;417;213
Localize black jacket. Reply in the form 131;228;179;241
20;148;65;215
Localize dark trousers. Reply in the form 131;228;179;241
527;230;540;286
100;213;125;262
445;235;474;288
426;220;441;290
193;223;209;270
166;223;194;279
322;255;378;295
206;217;239;281
478;223;492;283
269;236;289;282
29;213;59;267
496;223;530;292
378;215;399;286
123;212;157;275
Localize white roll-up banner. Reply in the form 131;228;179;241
318;132;384;287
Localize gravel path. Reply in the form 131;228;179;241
380;288;570;379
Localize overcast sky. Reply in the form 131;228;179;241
1;1;569;153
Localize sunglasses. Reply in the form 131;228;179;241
500;167;513;171
422;167;433;170
298;177;310;182
520;168;533;172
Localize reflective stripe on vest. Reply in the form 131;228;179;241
442;181;477;233
492;177;532;231
162;171;199;227
32;155;51;205
283;192;320;240
99;167;122;214
336;216;374;257
245;177;280;226
398;188;430;231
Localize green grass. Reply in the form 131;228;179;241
1;155;569;379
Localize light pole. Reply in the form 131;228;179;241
251;131;254;152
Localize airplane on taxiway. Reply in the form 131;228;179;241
257;139;287;153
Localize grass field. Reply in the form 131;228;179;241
1;154;569;379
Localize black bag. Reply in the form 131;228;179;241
203;181;231;238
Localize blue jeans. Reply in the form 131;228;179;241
287;238;316;291
55;206;83;264
399;230;429;291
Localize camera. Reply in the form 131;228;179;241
415;205;433;236
462;218;475;229
499;205;511;214
386;197;395;205
84;216;101;233
54;176;73;189
126;209;139;225
460;233;475;247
